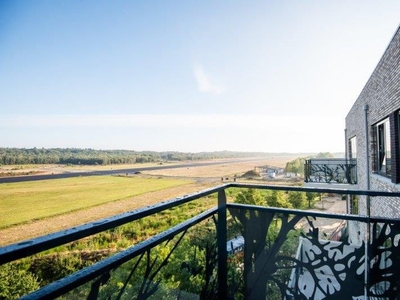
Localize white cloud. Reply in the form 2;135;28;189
193;63;224;95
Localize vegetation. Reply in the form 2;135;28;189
234;188;313;210
3;195;218;299
233;189;306;298
287;191;307;209
0;176;190;228
285;157;306;176
76;222;220;299
234;188;264;206
1;187;321;299
266;190;293;208
306;191;319;208
315;152;334;158
0;168;323;298
285;152;335;176
0;148;269;166
0;264;40;299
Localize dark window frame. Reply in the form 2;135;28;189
371;111;400;183
376;118;391;177
349;136;357;160
390;111;400;183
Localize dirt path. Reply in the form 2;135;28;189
0;182;214;246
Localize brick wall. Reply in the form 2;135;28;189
345;25;400;218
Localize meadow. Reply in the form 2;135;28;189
0;175;191;229
0;157;296;245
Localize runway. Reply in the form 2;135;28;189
0;158;265;183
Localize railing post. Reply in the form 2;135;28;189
363;105;371;298
217;189;228;299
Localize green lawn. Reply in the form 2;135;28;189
0;176;191;228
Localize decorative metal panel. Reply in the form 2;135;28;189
228;206;400;299
304;159;357;184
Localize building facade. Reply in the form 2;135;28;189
346;25;400;218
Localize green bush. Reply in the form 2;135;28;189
0;263;40;299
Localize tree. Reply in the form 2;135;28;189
266;191;292;208
315;152;334;158
306;191;318;208
235;189;265;206
288;191;307;209
285;157;306;176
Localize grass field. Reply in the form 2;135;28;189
0;157;298;244
0;175;191;229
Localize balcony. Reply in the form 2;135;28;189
304;158;357;185
1;184;399;299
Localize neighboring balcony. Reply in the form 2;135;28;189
2;184;399;299
304;158;357;185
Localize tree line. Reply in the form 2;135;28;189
235;188;318;209
0;148;268;166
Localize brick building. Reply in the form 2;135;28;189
346;24;400;218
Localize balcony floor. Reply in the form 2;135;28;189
304;182;360;190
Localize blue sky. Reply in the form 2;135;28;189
1;1;400;153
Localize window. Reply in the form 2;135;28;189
375;119;391;177
349;136;357;159
350;195;358;215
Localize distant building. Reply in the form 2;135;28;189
254;165;284;179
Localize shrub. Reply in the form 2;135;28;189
0;263;40;299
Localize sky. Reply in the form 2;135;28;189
1;1;400;153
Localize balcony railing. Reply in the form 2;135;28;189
304;158;357;184
1;183;399;299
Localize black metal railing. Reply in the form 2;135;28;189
304;158;357;184
1;183;400;299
